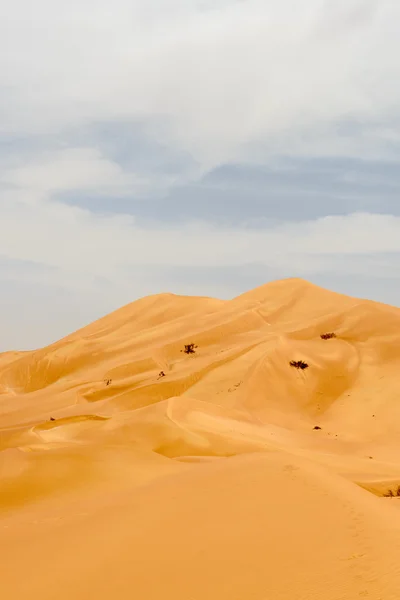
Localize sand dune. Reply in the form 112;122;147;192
2;277;400;599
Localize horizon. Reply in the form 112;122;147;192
2;275;398;353
1;0;400;350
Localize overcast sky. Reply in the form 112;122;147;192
1;0;400;350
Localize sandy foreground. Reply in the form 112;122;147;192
2;277;400;599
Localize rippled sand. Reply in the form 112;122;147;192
2;278;400;599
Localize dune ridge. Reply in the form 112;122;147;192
2;277;400;599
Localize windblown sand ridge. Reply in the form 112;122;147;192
2;278;400;599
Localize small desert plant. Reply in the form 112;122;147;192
320;332;337;340
290;360;309;370
50;417;56;422
313;426;322;430
158;371;165;378
183;343;197;354
382;485;400;498
105;378;112;386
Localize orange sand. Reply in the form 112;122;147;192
2;278;400;599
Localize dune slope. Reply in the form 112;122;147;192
2;277;400;599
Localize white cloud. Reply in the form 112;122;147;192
1;176;400;275
0;0;399;164
3;148;147;196
1;0;400;348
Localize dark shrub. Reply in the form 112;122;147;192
320;332;337;340
183;344;197;354
290;360;309;370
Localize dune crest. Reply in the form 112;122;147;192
2;277;400;599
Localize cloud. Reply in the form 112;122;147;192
2;180;400;273
1;0;400;349
0;0;400;163
3;147;149;197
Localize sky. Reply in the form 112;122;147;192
1;0;400;350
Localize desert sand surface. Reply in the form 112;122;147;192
2;277;400;599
